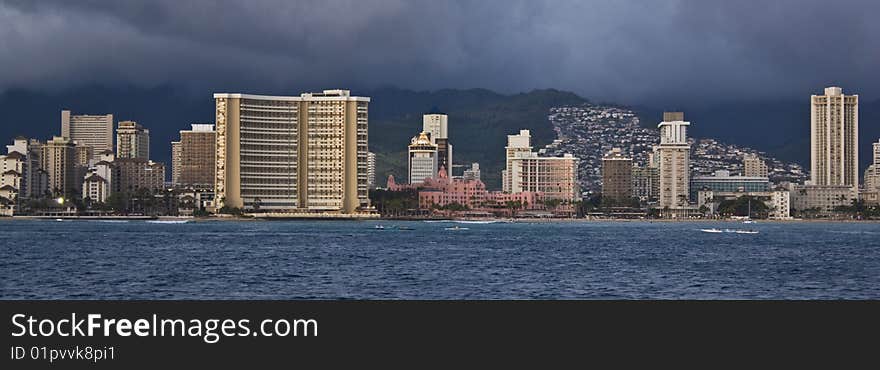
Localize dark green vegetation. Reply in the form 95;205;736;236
369;189;420;217
717;196;769;218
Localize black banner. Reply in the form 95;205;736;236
1;301;877;368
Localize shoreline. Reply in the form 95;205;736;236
2;215;878;223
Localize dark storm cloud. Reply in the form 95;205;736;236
1;0;878;103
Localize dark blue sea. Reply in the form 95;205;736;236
1;219;878;299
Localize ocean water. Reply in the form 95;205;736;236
1;219;878;299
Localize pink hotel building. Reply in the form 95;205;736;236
388;168;544;212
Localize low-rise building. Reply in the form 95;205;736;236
790;184;857;216
417;169;545;215
116;158;166;193
690;170;770;201
697;189;791;219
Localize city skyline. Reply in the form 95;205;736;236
1;84;878;219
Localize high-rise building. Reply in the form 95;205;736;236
213;90;370;213
61;110;113;160
408;132;438;185
743;154;768;178
810;86;858;188
656;112;691;210
172;124;215;189
117;121;150;160
602;148;633;203
171;141;182;187
874;139;880;167
508;152;579;201
422;114;448;142
422;114;453;177
503;129;579;201
632;164;659;202
366;152;376;189
503;130;533;192
463;163;481;182
40;136;78;197
867;140;880;190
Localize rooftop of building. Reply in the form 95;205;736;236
213;89;370;102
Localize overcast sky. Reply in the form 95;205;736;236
1;0;878;104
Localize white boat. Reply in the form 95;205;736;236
735;230;759;234
700;228;724;233
374;225;385;230
741;199;756;224
445;226;470;231
55;218;64;222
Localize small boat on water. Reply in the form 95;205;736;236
735;230;759;234
444;226;469;231
374;225;385;230
743;220;756;224
700;228;724;233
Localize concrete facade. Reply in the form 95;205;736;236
61;110;113;160
117;121;150;160
656;112;691;209
602;148;632;203
810;87;858;188
172;124;215;189
214;90;370;214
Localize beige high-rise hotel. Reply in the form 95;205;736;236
656;112;690;209
213;90;369;213
503;129;579;201
40;136;77;196
117;121;150;160
61;110;113;160
172;124;216;189
743;154;768;178
810;86;858;188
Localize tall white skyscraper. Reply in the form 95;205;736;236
61;110;113;160
367;152;376;189
503;130;532;192
408;132;438;185
656;112;690;210
810;86;859;188
422;114;448;141
422;114;452;174
865;139;880;190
